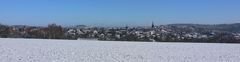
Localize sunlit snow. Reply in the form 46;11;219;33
0;38;239;62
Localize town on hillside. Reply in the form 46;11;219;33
0;23;240;43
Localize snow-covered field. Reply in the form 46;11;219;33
0;38;239;62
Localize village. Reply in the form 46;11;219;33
1;23;240;43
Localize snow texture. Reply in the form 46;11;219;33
0;38;240;62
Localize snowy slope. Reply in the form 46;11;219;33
0;38;240;62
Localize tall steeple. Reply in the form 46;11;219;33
152;21;155;28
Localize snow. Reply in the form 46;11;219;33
0;38;240;62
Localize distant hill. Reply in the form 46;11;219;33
167;23;240;33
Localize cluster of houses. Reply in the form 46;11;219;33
65;23;240;42
1;23;240;43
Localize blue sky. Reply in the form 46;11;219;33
0;0;240;26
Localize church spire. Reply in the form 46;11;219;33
152;21;155;28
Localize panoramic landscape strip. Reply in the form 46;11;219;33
1;23;240;43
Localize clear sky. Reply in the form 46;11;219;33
0;0;240;26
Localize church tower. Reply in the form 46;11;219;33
152;21;155;28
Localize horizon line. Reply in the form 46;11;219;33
1;22;240;27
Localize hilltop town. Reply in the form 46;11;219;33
1;23;240;43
